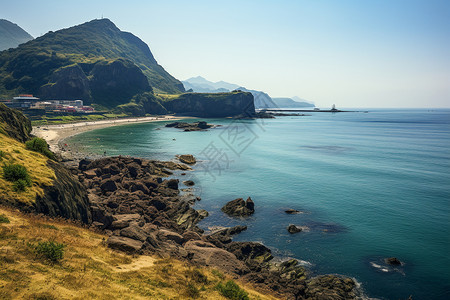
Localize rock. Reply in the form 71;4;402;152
110;214;141;229
177;154;196;165
287;224;302;234
206;225;247;246
385;257;402;266
184;240;247;274
78;158;92;171
285;209;302;214
166;179;179;190
35;160;92;224
120;225;148;242
157;229;185;245
166;122;214;131
221;197;255;217
305;275;357;300
227;242;273;263
183;180;195;186
106;236;143;253
100;179;118;193
183;231;202;242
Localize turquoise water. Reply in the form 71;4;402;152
68;109;450;299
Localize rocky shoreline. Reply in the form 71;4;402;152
64;155;362;299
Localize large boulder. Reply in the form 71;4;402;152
287;224;302;234
184;240;247;275
227;242;273;264
305;275;357;300
177;154;196;165
107;236;143;253
221;197;255;217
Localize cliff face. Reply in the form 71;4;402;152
0;103;32;142
39;64;92;101
163;92;255;118
39;58;152;108
36;161;91;224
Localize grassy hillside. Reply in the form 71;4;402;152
0;133;55;208
0;207;276;299
0;18;184;100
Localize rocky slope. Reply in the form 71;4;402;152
75;156;361;299
0;19;33;51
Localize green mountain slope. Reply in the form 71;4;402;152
0;19;33;51
0;18;184;102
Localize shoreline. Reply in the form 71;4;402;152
32;115;192;159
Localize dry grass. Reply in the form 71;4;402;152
0;133;55;206
0;207;277;299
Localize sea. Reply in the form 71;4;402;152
67;109;450;300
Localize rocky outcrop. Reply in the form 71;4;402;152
177;154;196;165
221;197;255;217
73;156;360;299
163;91;255;118
305;275;357;300
0;103;32;142
39;64;92;101
166;121;216;131
89;58;152;107
385;257;402;266
35;160;91;224
287;224;302;234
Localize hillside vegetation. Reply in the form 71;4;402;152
0;207;276;299
0;18;184;102
0;133;55;208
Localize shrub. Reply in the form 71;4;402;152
185;283;200;298
31;241;65;262
216;280;249;300
25;137;55;160
0;214;10;223
186;268;208;284
13;179;29;192
2;163;32;189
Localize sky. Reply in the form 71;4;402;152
1;0;449;108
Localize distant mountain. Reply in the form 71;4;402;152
0;19;33;51
183;76;314;109
235;87;275;109
183;76;240;93
272;97;314;108
0;19;184;105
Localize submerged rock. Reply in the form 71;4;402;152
285;209;302;214
222;197;255;217
287;224;302;234
165;121;217;131
385;257;402;266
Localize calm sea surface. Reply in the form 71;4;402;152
68;109;450;299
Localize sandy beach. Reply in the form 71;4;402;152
32;115;190;159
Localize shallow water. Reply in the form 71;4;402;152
68;109;450;299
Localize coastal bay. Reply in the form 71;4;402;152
66;109;450;300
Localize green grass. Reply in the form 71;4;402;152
216;280;249;300
2;163;32;192
25;137;55;160
0;214;10;223
30;241;65;263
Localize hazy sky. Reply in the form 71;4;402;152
2;0;449;108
